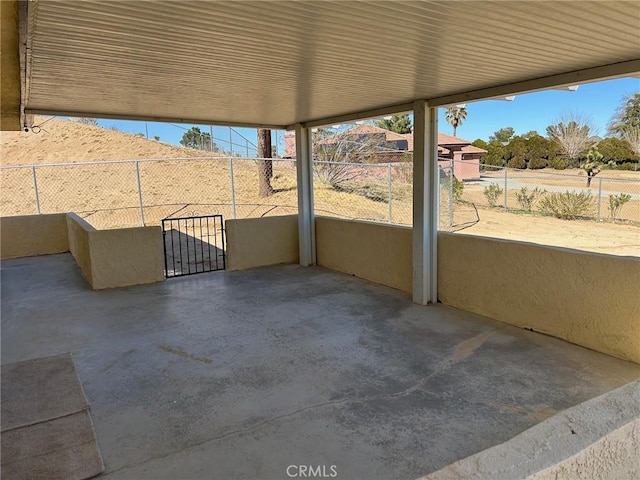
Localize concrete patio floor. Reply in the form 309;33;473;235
2;253;639;480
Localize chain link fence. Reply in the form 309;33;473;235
470;164;640;223
1;156;638;230
312;160;413;225
0;157;299;229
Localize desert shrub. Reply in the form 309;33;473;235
483;182;503;207
507;157;526;169
515;187;546;212
314;162;362;188
616;162;637;171
609;193;631;220
539;191;594;219
528;158;547;169
549;157;569;170
440;174;464;203
452;176;464;201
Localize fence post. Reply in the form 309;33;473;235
449;158;454;227
32;166;41;214
437;165;441;229
229;128;233;156
135;161;145;226
387;163;392;223
597;177;603;222
504;166;508;210
229;157;237;219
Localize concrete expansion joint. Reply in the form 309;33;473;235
102;375;462;477
99;396;354;476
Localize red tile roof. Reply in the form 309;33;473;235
283;126;485;157
437;132;473;146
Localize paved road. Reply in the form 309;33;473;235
470;175;640;200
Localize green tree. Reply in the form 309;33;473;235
180;127;216;150
481;140;506;167
489;127;515;144
522;130;539;140
525;134;553;169
597;138;636;162
471;139;488;149
607;92;640;137
73;117;99;126
374;114;412;134
505;136;527;168
580;146;612;187
445;107;467;137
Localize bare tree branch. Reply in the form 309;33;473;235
546;113;597;162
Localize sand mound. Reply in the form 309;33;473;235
0;117;221;166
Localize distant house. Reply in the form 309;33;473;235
284;124;485;180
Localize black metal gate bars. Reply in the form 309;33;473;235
162;215;225;278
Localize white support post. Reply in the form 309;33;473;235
295;124;316;266
412;100;438;305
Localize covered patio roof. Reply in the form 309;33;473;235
16;0;640;129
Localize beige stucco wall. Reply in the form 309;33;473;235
66;213;95;286
0;0;21;131
66;213;163;289
421;380;640;480
528;419;639;480
1;214;70;259
437;232;640;364
89;226;164;289
315;216;412;293
226;215;299;271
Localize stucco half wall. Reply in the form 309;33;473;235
438;232;640;364
89;226;164;289
66;213;164;289
226;215;299;271
315;216;412;294
421;380;640;480
66;213;94;285
312;218;638;363
1;214;69;259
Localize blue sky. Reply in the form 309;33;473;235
95;76;638;153
445;76;639;142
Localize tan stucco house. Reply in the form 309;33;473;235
284;124;485;180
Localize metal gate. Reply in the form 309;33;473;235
162;215;226;278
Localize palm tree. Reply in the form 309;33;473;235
445;107;467;137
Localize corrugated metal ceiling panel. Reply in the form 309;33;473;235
24;0;640;127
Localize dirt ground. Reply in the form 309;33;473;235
453;206;640;257
1;119;638;257
0;117;220;164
